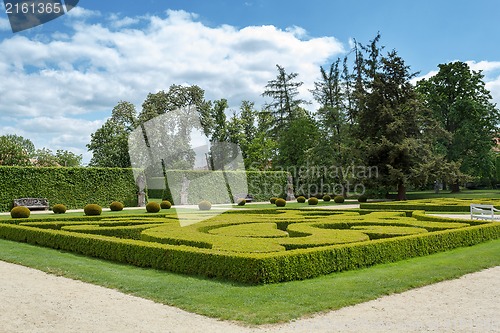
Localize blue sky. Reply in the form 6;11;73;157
1;0;499;164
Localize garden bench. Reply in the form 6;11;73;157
470;204;500;220
234;194;253;203
13;198;49;211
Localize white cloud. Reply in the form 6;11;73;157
108;14;141;29
66;7;101;19
0;18;10;32
0;9;344;164
466;60;500;73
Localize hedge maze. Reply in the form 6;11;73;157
1;209;499;284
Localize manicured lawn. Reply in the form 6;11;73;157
0;237;498;325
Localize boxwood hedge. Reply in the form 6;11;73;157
360;198;500;212
0;209;498;284
0;166;142;211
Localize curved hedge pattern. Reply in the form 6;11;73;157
360;198;500;212
0;209;499;284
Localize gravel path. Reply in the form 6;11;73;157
0;261;498;333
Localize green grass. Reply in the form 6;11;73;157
0;237;498;325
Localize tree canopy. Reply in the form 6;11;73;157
84;35;499;199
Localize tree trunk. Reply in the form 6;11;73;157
450;181;461;193
396;183;407;201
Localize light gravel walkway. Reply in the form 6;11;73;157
0;261;498;333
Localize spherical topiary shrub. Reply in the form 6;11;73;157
146;202;161;213
110;201;124;211
10;206;30;219
52;204;67;214
308;197;319;205
323;195;331;202
198;200;212;211
275;198;286;207
358;194;368;203
236;198;246;206
84;204;102;216
160;200;172;209
296;196;306;203
334;195;345;203
270;197;278;204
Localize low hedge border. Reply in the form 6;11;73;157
62;224;167;240
0;212;499;284
360;198;500;212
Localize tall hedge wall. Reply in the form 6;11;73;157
0;166;140;211
147;170;290;203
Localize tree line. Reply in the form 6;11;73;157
88;34;499;199
2;34;497;200
0;134;82;167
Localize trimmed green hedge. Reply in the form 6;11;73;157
147;171;290;203
0;166;142;212
360;198;500;212
0;216;498;284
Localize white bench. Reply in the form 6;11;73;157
470;204;500;220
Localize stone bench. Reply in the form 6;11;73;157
13;198;49;211
233;194;253;203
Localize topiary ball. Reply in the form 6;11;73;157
236;198;246;206
10;206;30;219
270;197;278;204
110;201;124;211
52;204;67;214
308;197;319;205
160;200;172;209
334;195;345;203
146;202;161;213
296;196;306;203
358;194;368;203
323;195;331;202
84;204;102;216
198;200;212;211
275;198;286;207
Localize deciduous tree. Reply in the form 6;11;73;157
417;61;500;191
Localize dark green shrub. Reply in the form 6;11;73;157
236;198;246;206
110;201;124;211
10;206;30;218
198;200;212;211
270;197;278;204
146;202;161;213
334;195;345;203
323;195;331;202
275;198;286;207
84;204;102;216
358;194;368;203
0;166;139;211
52;204;67;214
296;196;306;203
308;197;319;205
160;200;172;209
